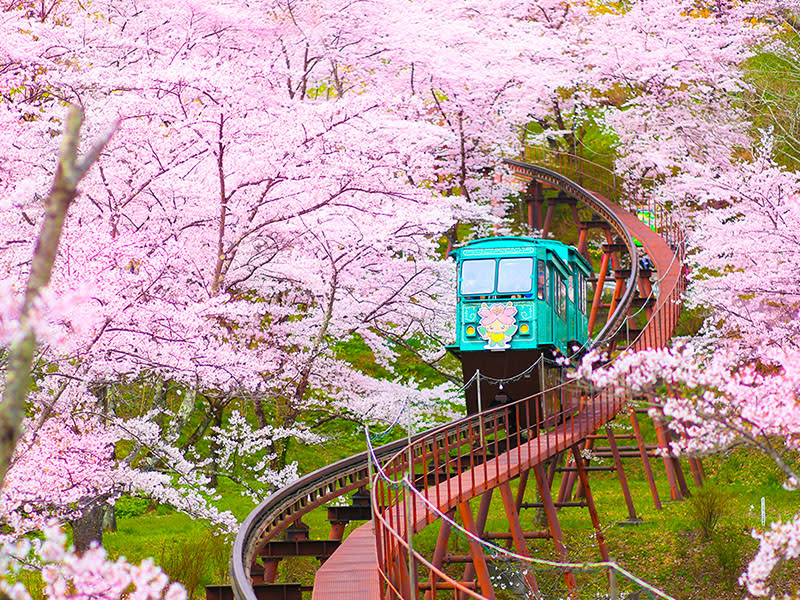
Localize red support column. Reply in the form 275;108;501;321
687;454;704;488
532;464;577;594
556;455;574;505
604;229;621;271
498;482;540;595
605;424;639;521
573;437;595;500
516;469;530;513
587;252;611;336
425;513;453;600
329;522;347;541
525;179;544;232
571;445;610;562
674;455;691;498
628;406;662;510
606;277;625;328
459;489;494;594
653;412;682;501
577;226;589;257
542;202;555;237
262;560;279;584
457;501;495;600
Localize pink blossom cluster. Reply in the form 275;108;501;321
577;342;800;596
0;405;239;536
743;517;800;596
1;418;117;535
0;524;185;600
572;2;800;595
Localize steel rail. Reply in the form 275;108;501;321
230;410;520;600
230;434;416;600
372;155;685;600
373;274;684;599
502;158;639;349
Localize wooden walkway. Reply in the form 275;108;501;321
312;523;380;600
594;191;682;320
313;399;614;599
314;187;681;600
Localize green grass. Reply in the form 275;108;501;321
100;421;381;596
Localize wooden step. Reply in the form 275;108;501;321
259;540;341;561
555;465;615;472
328;504;372;523
520;501;588;509
484;530;552;540
206;584;310;600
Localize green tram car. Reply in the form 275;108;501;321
448;237;593;417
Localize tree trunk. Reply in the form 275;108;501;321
164;387;196;444
149;380;168;430
207;404;224;488
253;396;268;429
181;395;213;451
70;502;105;553
103;504;117;533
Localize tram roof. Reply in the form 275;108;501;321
450;236;591;276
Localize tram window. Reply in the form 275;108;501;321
553;269;559;310
497;257;534;294
537;260;546;301
460;259;496;295
559;279;567;318
568;274;575;303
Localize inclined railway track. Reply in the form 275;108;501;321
226;151;687;600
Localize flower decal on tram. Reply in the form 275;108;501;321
477;302;518;350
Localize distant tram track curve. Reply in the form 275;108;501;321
228;151;687;600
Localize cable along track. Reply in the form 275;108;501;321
227;154;684;600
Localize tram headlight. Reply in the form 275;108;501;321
466;325;476;336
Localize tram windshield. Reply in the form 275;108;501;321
460;259;496;295
497;257;534;293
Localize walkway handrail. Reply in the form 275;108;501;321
372;151;686;599
521;146;684;252
230;434;421;600
229;411;544;599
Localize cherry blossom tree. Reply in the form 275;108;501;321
0;99;189;599
3;0;800;597
0;0;497;547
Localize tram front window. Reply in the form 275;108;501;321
460;259;496;295
497;257;534;294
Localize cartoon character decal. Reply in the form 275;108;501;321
477;302;518;350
